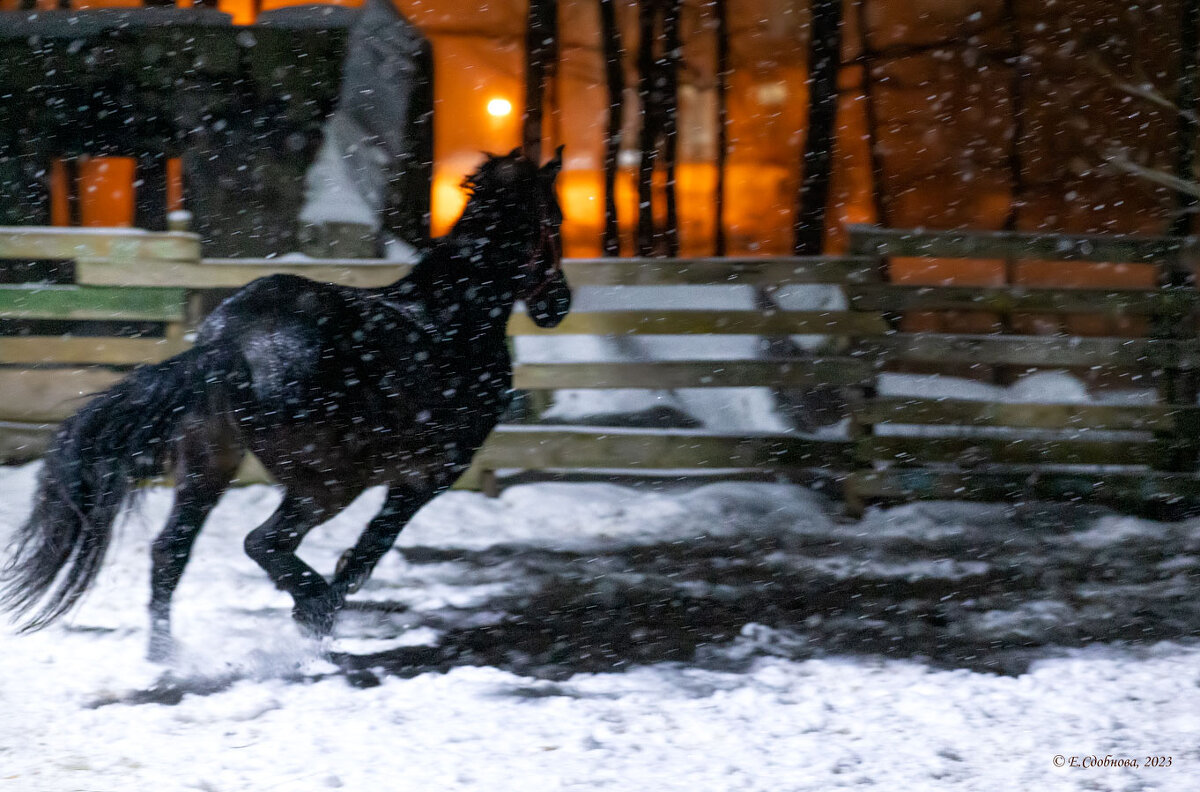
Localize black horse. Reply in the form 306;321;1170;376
1;148;570;660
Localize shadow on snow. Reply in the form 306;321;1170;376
89;498;1200;705
328;500;1200;686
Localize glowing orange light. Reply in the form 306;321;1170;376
486;98;513;118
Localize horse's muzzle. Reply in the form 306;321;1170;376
526;267;571;327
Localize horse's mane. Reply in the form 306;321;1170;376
460;151;537;200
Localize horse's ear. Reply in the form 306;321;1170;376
542;145;564;178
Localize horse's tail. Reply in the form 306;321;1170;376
1;346;215;630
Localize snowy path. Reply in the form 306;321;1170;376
1;462;1198;791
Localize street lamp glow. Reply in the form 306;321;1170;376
487;98;513;117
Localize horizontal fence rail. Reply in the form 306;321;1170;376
847;284;1198;316
0;285;186;321
0;226;199;261
846;224;1200;270
4;223;1200;514
854;334;1200;369
75;255;880;289
512;359;874;390
507;310;889;337
852;398;1200;432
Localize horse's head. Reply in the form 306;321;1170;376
462;147;571;328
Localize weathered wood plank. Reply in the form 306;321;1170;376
0;336;188;366
858;436;1165;467
514;358;873;389
508;310;887;336
0;421;53;463
472;428;854;470
76;256;876;289
562;256;879;286
848;468;1200;505
8;423;857;473
847;224;1196;268
853;398;1195;432
0;368;122;423
0;227;199;262
848;284;1197;316
78;258;412;289
0;286;186;322
856;333;1200;369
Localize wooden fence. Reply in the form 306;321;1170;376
3;223;1200;515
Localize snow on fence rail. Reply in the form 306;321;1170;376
3;224;1200;514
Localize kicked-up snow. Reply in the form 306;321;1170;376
1;462;1198;790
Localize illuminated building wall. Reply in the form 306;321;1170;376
12;0;1186;267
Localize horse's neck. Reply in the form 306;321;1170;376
386;234;517;343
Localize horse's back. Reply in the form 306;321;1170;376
199;274;343;337
197;275;334;401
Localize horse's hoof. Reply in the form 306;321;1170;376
292;599;338;638
334;550;364;595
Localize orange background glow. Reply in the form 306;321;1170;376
34;0;1181;332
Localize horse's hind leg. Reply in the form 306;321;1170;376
243;492;339;636
148;419;242;662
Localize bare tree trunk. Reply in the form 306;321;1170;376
714;0;729;256
854;0;888;249
1000;0;1028;237
793;0;844;254
599;0;624;257
1172;0;1199;247
662;0;681;256
995;0;1031;377
524;0;558;162
636;0;657;256
635;0;682;257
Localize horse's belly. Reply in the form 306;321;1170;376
249;411;495;499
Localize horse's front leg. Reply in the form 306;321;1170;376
331;485;432;601
243;492;339;636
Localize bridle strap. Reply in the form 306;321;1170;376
523;220;563;303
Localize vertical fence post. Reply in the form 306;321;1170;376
1151;242;1200;473
842;227;886;517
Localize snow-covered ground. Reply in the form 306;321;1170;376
2;462;1199;791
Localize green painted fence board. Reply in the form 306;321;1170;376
0;286;186;321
